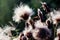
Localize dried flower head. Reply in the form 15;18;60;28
12;4;34;23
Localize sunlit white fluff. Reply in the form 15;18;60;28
54;37;59;40
37;8;42;18
34;20;48;28
3;25;15;36
57;28;60;35
12;4;34;22
50;10;60;24
0;25;16;40
0;34;11;40
32;28;40;39
0;32;11;40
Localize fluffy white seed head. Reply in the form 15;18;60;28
12;4;34;23
50;10;60;24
